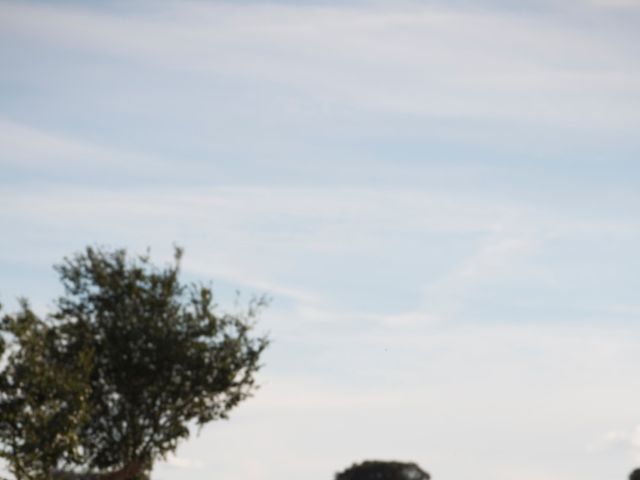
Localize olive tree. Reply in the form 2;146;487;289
0;246;269;479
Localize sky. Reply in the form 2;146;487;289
0;0;639;479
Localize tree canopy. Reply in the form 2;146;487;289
335;460;431;480
0;246;269;479
0;301;92;479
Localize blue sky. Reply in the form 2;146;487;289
1;1;639;479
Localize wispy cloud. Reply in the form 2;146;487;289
163;453;204;470
1;1;639;132
1;184;635;328
2;2;639;479
0;117;174;176
588;426;640;464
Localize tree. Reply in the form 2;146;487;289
0;301;92;479
0;246;269;479
335;461;431;480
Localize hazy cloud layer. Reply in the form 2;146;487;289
1;1;639;479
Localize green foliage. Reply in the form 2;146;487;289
335;461;431;480
0;246;269;478
0;302;92;479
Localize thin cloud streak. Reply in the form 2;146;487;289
1;185;636;325
0;118;178;178
1;2;639;130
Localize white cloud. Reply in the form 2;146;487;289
458;236;539;280
0;117;173;174
1;2;638;131
590;0;640;8
378;310;441;327
162;453;204;470
587;429;630;453
631;426;640;463
1;183;639;480
143;321;640;480
0;183;635;321
588;425;640;464
1;2;639;480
